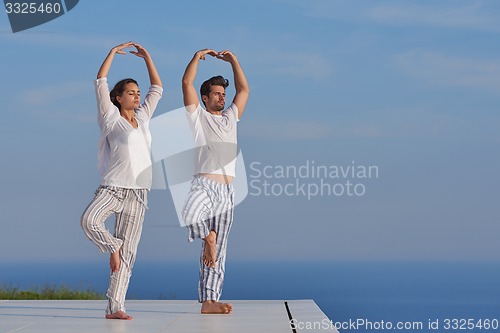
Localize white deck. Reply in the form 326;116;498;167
0;299;338;333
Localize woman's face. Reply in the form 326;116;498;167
116;83;140;111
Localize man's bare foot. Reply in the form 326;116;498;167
105;310;133;320
201;301;232;314
202;231;217;268
110;251;120;273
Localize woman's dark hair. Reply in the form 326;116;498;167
110;78;139;110
200;76;229;106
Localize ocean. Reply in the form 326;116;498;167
1;260;499;332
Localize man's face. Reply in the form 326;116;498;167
203;85;226;112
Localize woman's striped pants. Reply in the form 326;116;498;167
80;186;147;315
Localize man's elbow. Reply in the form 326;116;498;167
238;86;250;95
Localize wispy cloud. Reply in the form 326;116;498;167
244;119;332;141
254;50;334;81
272;53;333;80
18;81;94;122
21;81;88;106
366;1;500;32
243;116;408;141
0;31;116;49
288;0;500;32
244;103;500;142
393;50;500;92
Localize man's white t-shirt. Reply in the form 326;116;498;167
95;78;163;189
186;103;239;177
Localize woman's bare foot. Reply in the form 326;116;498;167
105;310;133;320
201;301;232;314
202;231;217;268
110;251;120;273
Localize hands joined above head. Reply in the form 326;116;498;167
197;48;237;63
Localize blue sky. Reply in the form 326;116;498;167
0;0;499;264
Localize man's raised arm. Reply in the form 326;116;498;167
217;50;250;119
182;49;217;113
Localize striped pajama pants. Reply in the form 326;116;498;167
80;185;147;315
182;175;235;302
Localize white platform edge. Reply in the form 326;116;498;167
0;299;339;333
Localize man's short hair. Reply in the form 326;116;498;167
200;76;229;106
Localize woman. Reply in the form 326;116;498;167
81;42;162;320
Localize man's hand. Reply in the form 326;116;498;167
216;50;237;63
197;48;218;60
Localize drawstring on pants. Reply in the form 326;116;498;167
132;189;149;210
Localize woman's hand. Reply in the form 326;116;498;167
111;41;135;55
130;43;151;60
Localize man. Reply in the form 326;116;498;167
181;49;249;314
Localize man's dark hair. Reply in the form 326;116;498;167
200;75;229;106
110;78;139;110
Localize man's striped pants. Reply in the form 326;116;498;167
182;175;235;302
